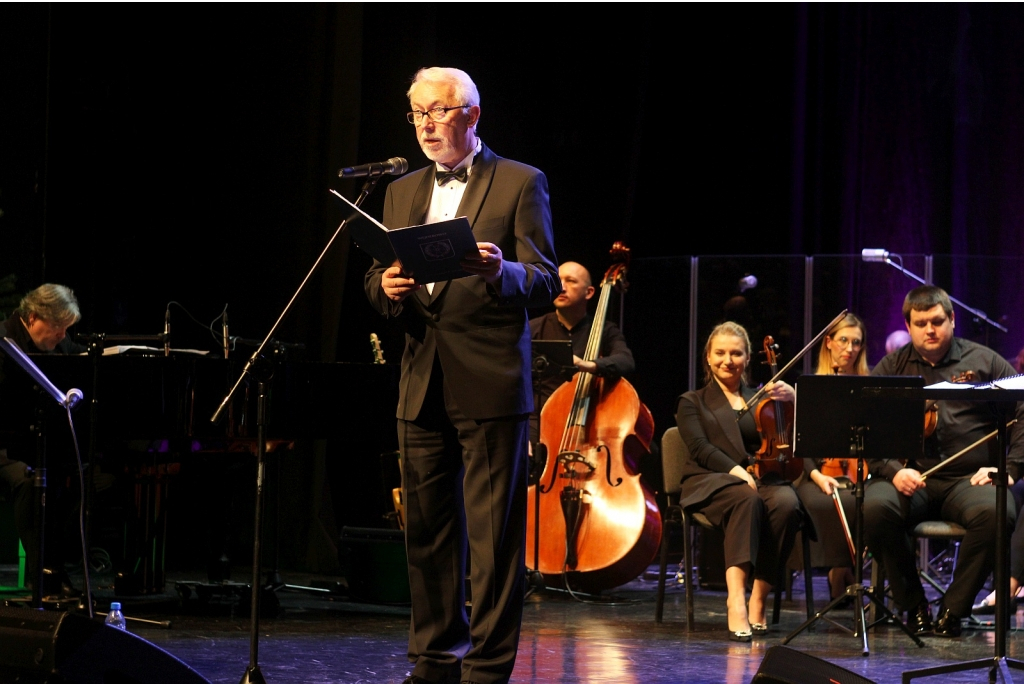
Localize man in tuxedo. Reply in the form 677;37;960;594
364;67;558;684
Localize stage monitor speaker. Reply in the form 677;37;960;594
340;526;410;605
751;645;875;684
0;605;209;683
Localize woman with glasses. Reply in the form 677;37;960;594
794;312;870;605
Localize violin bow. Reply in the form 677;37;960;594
919;419;1018;481
736;309;849;419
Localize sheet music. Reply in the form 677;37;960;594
923;380;974;390
926;373;1024;391
989;373;1024;390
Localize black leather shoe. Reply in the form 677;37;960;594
906;600;934;635
728;629;752;642
934;605;963;638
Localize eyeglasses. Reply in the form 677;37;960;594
406;105;469;125
832;335;863;349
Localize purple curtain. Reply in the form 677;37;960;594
795;3;1024;360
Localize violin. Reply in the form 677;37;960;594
924;370;974;437
748;336;802;482
819;456;867;483
819;366;868;483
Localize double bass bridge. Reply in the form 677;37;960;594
556;449;597;478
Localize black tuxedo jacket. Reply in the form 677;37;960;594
675;381;756;509
364;143;559;421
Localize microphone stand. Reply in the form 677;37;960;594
210;175;384;685
862;250;1008;334
0;338;86;612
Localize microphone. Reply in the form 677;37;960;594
861;248;890;263
738;274;758;293
64;388;84;409
164;307;170;357
222;308;229;360
337;157;409;179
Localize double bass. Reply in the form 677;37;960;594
526;242;661;593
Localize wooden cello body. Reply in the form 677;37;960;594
526;243;662;593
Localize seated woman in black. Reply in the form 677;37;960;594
795;312;869;604
675;321;802;642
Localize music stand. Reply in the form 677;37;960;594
531;340;574;381
781;375;926;655
862;382;1024;683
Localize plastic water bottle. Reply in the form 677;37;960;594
105;602;127;631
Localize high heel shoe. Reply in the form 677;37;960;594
728;629;752;642
750;622;769;636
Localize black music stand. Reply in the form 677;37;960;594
781;375;926;655
863;383;1024;684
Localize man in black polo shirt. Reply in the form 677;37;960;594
528;261;635;448
0;283;86;598
863;285;1024;637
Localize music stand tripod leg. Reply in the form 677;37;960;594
783;429;925;653
903;406;1024;683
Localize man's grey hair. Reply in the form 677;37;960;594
408;67;481;132
17;283;81;326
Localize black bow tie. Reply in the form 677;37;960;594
435;167;468;185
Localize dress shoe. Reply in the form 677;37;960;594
906;600;933;635
728;629;752;642
750;622;769;636
933;605;963;638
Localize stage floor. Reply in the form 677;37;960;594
4;564;1024;684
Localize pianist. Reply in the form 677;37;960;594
0;283;86;598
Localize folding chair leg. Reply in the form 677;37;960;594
683;518;695;631
655;518;670;623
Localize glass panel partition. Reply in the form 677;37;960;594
624;253;1022;462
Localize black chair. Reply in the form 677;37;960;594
868;520;966;623
654;426;814;629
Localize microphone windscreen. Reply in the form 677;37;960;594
388;157;409;175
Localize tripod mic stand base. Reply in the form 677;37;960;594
903;656;1024;683
241;664;266;684
782;583;924;656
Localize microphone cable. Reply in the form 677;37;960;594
65;403;93;618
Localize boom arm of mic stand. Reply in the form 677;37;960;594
0;338;84;409
211;175;383;424
876;255;1008;334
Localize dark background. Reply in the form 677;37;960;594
2;3;1023;575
